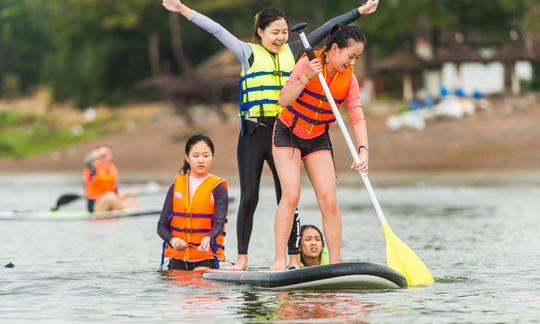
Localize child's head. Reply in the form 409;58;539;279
299;225;325;264
323;24;365;73
94;145;113;163
253;7;289;54
181;134;215;177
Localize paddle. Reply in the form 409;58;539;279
51;191;237;212
51;193;83;211
292;23;434;286
187;243;235;266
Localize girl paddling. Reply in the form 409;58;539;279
271;25;368;270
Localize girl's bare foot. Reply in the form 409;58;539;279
232;255;248;270
271;259;287;271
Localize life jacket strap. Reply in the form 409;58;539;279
302;88;345;104
295;97;334;114
286;106;336;126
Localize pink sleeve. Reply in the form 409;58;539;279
345;74;365;127
283;56;311;88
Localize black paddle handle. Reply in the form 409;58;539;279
291;22;316;61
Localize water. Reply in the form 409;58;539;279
1;173;539;323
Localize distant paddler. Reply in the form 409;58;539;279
83;145;137;213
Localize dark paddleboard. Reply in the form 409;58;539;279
203;262;408;290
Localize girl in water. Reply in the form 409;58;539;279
157;134;229;271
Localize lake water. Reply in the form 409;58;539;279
1;173;539;323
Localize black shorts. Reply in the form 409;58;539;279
168;258;218;270
273;119;332;159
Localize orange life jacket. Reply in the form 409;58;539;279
83;160;118;200
164;174;228;265
279;51;353;139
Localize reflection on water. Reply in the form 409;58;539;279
236;291;373;323
161;270;374;322
1;173;540;322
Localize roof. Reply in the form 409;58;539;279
492;41;538;62
434;43;485;63
374;49;431;72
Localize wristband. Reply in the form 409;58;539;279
300;72;312;86
358;145;368;153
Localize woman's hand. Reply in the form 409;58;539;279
170;237;188;251
307;58;323;80
198;236;211;252
162;0;183;13
358;0;379;16
351;148;368;173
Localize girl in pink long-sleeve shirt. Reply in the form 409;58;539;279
270;25;369;270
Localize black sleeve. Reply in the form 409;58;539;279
289;9;361;61
156;184;175;245
208;183;229;240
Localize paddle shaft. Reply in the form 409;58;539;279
187;243;235;265
295;30;388;225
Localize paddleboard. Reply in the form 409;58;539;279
203;262;407;290
0;206;162;221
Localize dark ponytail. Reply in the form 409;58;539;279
323;24;366;54
253;7;288;42
180;134;215;175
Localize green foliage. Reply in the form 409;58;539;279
0;113;118;157
0;110;34;127
0;0;535;106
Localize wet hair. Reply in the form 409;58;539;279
299;225;325;266
253;7;288;41
180;134;215;175
323;24;366;54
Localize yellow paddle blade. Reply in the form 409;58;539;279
382;223;434;286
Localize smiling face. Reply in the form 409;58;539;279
185;140;213;178
327;41;364;73
300;227;324;259
257;18;289;54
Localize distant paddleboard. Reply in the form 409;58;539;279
0;206;162;221
203;262;407;290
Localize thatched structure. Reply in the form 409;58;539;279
137;49;242;123
374;49;431;100
434;43;486;64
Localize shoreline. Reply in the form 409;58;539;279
3;168;540;187
1;95;539;184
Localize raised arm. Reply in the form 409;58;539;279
162;0;252;71
289;0;379;60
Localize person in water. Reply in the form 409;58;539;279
162;0;379;270
83;145;137;213
157;134;229;271
299;225;329;267
271;25;369;270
